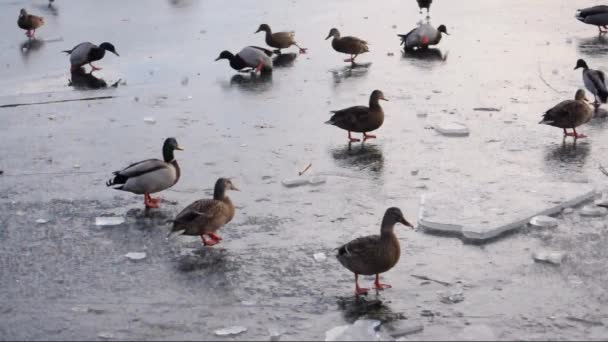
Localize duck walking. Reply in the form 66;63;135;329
398;23;448;50
325;90;387;142
17;9;44;38
539;89;594;139
416;0;432;14
576;5;608;34
325;28;369;64
575;59;608;105
106;138;183;209
255;24;307;54
337;207;413;295
169;178;239;246
63;42;119;72
215;46;273;73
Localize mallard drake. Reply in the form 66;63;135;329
169;178;239;246
398;23;448;50
336;207;413;295
106;138;183;209
325;28;369;64
215;46;273;73
575;59;608;105
540;89;594;139
62;42;119;73
255;24;307;54
576;6;608;34
17;9;44;38
417;0;432;14
325;90;387;142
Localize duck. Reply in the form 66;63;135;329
17;9;44;38
106;138;183;209
215;46;273;73
574;59;608;105
336;207;413;295
539;89;594;139
576;5;608;34
62;42;119;73
325;90;388;142
255;24;307;55
398;23;448;50
168;178;239;246
325;28;369;64
416;0;432;14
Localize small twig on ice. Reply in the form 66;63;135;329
299;163;312;176
537;63;563;95
411;274;451;286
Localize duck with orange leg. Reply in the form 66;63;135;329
325;90;387;143
106;138;183;209
168;178;239;247
336;207;414;295
63;42;119;73
17;8;44;39
539;89;594;140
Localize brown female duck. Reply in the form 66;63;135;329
325;90;388;142
539;89;594;139
325;28;369;64
169;178;239;246
18;9;44;38
337;207;413;295
255;24;307;54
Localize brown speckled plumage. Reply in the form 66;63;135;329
17;9;44;37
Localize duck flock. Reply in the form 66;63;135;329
14;1;608;296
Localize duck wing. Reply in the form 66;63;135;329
272;31;296;46
171;199;228;235
64;42;96;66
326;106;372;130
540;100;591;128
336;235;381;271
335;36;369;54
586;69;608;103
398;27;417;46
577;5;608;19
240;46;274;68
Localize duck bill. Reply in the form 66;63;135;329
400;218;413;228
175;145;184;151
214;56;221;61
380;96;389;101
255;29;261;33
324;34;332;40
231;185;240;191
112;51;120;57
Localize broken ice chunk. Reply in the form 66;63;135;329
533;250;565;265
529;215;558;228
95;217;125;226
282;178;309;188
308;176;327;185
35;218;48;224
325;320;387;341
214;326;247;336
143;117;156;124
313;252;327;262
579;205;608;217
435;122;470;137
125;252;146;260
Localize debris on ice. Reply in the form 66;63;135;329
313;252;327;262
532;250;565;265
214;326;247;336
95;217;125;226
125;252;147;260
579;205;608;217
325;320;389;341
143;117;156;124
35;218;48;224
435;122;470;137
529;215;558;228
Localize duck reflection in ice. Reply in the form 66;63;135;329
273;52;298;68
543;139;590;169
331;63;372;84
229;72;273;93
69;67;108;89
20;38;45;59
336;296;402;324
330;143;384;174
577;35;608;57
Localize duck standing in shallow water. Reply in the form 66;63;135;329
169;178;239;246
106;138;183;209
325;28;369;64
255;24;307;55
215;46;273;74
325;90;387;142
398;23;448;50
62;42;119;73
576;5;608;34
539;89;594;139
337;207;413;295
17;9;44;38
575;59;608;105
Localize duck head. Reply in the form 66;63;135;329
325;28;340;40
383;207;414;228
575;89;590;102
99;42;120;56
437;25;449;35
162;137;184;162
214;178;240;199
255;24;271;34
215;50;234;61
574;59;588;70
19;8;27;17
370;90;389;102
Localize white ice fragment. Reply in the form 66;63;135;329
98;332;115;340
125;252;147;260
95;217;125;226
533;250;565;265
562;207;575;214
282;178;309;188
35;219;48;224
143;117;156;124
579;205;608;217
325;320;386;341
308;176;327;185
435;122;470;137
16;211;25;216
313;252;327;262
529;215;558;228
214;326;247;336
73;164;81;169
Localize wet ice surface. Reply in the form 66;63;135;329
3;0;608;340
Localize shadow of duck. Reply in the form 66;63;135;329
543;140;591;177
229;72;273;93
401;48;447;63
336;296;404;324
68;67;122;90
331;63;372;84
330;143;384;173
20;38;45;59
577;35;608;57
273;53;298;68
176;247;231;272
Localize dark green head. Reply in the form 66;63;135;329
99;42;119;56
438;25;449;35
162;137;183;162
215;50;234;61
574;58;588;70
